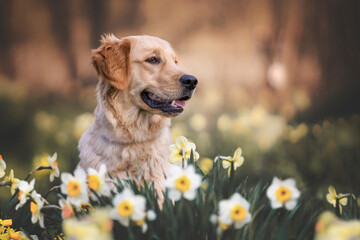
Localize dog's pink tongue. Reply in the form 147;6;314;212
174;100;186;108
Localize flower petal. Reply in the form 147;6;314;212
168;189;181;201
183;189;196;200
270;200;282;209
339;197;348;206
285;200;297;210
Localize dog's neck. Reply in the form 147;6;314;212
93;79;171;145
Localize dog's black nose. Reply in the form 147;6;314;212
179;75;198;90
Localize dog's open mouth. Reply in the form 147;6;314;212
141;91;190;114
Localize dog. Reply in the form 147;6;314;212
78;34;197;197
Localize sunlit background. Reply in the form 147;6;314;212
1;0;359;204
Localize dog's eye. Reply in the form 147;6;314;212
145;56;160;64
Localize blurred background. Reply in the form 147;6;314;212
0;0;359;204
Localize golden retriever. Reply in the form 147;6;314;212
78;34;197;197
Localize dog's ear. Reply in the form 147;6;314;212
92;34;131;91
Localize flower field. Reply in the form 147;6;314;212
0;135;359;240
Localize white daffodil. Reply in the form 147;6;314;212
48;152;59;182
165;165;202;201
4;169;20;195
16;179;35;210
146;209;157;221
110;189;146;228
221;147;244;171
216;193;252;231
30;191;45;228
169;136;200;166
0;154;6;178
61;168;89;208
87;164;111;199
266;177;300;210
133;209;157;233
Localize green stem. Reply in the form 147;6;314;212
24;166;52;181
0;180;11;187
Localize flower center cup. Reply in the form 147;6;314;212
275;186;292;203
219;222;229;230
175;175;191;192
117;200;133;217
231;204;247;221
67;180;81;197
30;202;38;214
134;219;144;226
18;190;23;200
62;204;74;218
88;175;100;191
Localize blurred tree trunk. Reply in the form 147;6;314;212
87;0;106;48
0;0;15;79
46;0;77;80
300;0;360;119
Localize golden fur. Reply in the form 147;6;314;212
78;34;195;197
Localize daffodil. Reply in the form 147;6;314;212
0;154;6;178
6;227;21;240
15;179;35;210
212;192;252;232
48;152;59;182
63;209;113;240
4;169;20;195
30;191;45;228
169;136;199;166
326;185;348;214
87;164;111;199
266;177;300;210
0;219;12;227
60;168;89;208
59;199;74;218
110;189;146;228
221;147;245;173
315;211;360;240
165;165;202;201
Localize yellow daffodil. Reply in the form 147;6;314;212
60;168;89;208
63;213;112;240
212;193;252;232
30;191;45;228
6;227;21;240
315;211;360;240
266;177;300;210
63;208;112;238
169;136;200;166
165;165;202;201
48;152;59;182
59;199;74;218
87;164;111;199
4;169;20;195
15;179;35;210
326;185;348;214
0;154;6;178
0;219;12;227
221;147;245;173
110;189;146;228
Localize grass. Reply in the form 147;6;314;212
1;143;359;240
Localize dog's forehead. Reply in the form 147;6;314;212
127;35;176;57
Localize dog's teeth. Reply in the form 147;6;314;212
171;100;176;107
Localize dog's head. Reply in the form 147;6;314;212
92;34;197;117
